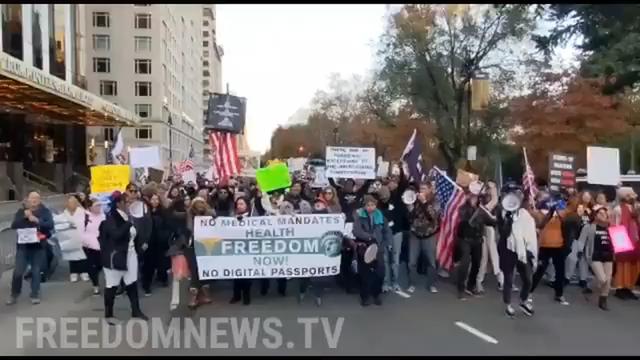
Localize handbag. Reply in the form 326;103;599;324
171;254;190;280
110;250;128;271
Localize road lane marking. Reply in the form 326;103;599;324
455;321;499;344
395;290;411;298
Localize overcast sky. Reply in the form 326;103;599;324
217;5;579;153
217;4;388;152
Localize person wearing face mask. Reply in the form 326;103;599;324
230;197;253;305
407;182;440;294
351;195;392;306
611;187;640;300
7;191;54;305
579;205;615;310
100;191;148;324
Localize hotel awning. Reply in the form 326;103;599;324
0;53;140;127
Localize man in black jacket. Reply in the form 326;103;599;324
7;191;54;305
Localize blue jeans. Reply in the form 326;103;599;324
11;244;46;299
383;232;404;288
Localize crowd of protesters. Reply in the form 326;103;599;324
5;164;640;321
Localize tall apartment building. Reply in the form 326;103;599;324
83;4;204;171
0;4;139;196
201;5;224;163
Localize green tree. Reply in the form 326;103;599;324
375;4;536;173
534;4;640;94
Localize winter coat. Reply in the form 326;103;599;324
11;205;54;249
83;211;105;250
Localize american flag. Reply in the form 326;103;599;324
209;131;241;181
433;166;466;271
522;147;538;202
176;144;195;174
401;129;426;183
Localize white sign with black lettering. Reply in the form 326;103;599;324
325;146;375;179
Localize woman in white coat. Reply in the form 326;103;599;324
55;195;88;282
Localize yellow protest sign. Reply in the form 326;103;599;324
90;165;131;194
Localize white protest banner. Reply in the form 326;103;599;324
587;146;620;186
377;161;390;178
310;166;329;188
287;157;306;173
194;214;345;279
129;146;161;169
182;169;197;184
325;146;375;179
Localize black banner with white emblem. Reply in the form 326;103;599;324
204;93;247;134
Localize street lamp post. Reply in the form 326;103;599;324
103;140;109;164
163;96;173;175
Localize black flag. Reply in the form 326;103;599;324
204;93;247;134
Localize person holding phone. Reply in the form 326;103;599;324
7;191;54;305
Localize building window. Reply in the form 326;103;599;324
203;60;209;67
103;128;115;141
134;59;151;74
134;36;151;51
203;20;209;26
135;81;152;96
135;126;152;139
134;14;151;29
92;34;110;50
92;12;110;28
202;31;209;38
135;104;152;118
93;57;110;73
99;80;117;96
203;41;209;47
203;50;209;57
203;70;210;77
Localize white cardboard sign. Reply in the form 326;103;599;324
129;146;161;169
587;146;620;186
310;166;329;188
325;146;376;179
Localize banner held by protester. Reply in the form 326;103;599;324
194;214;345;279
325;146;376;179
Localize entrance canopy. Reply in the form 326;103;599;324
0;53;140;127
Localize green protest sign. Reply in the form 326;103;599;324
256;163;292;193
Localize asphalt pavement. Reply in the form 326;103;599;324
1;264;639;356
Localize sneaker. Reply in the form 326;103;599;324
6;297;17;306
555;296;570;306
519;302;535;316
471;289;484;297
458;292;468;301
31;298;40;305
170;303;178;311
505;304;516;317
392;285;401;292
497;283;504;292
92;287;101;296
407;286;416;293
105;317;121;326
464;289;474;297
512;285;520;292
429;286;438;294
144;291;152;297
70;274;79;283
381;285;391;293
80;273;90;282
476;283;485;293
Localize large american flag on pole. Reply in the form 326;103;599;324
522;147;538;203
433;166;466;271
209;131;241;181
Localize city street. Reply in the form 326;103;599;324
1;266;639;356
